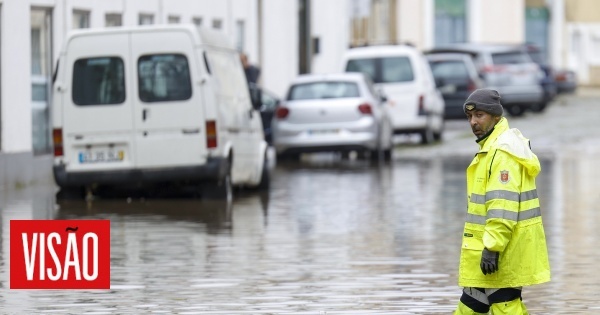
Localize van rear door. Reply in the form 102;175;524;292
130;30;207;169
63;33;134;172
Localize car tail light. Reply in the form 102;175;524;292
358;103;373;115
52;128;63;157
482;65;507;73
206;120;217;148
275;106;290;119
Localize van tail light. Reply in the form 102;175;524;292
53;128;64;157
275;106;290;119
205;120;217;148
358;103;373;115
467;80;477;92
418;95;426;115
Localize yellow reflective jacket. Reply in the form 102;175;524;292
458;117;551;288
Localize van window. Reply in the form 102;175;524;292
72;57;125;106
491;51;529;65
288;81;359;100
138;54;192;102
346;57;414;83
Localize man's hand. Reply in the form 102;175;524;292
480;248;499;275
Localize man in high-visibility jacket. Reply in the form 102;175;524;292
454;89;550;314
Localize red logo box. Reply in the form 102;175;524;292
10;220;110;289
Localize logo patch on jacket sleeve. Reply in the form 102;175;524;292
499;170;510;184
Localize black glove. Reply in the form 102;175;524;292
480;248;499;275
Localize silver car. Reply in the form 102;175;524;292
272;73;393;160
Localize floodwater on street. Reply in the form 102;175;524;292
1;93;600;314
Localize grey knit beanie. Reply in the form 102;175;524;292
463;89;504;116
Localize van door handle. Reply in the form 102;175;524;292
142;109;148;121
182;128;200;134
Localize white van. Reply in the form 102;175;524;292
341;45;445;144
52;25;269;199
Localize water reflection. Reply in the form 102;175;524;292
1;150;600;313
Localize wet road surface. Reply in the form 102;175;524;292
1;93;600;314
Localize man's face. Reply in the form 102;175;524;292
466;110;500;139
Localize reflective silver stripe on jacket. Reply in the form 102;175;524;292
466;207;541;224
463;287;489;305
470;189;538;204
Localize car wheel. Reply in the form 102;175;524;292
530;102;547;113
507;105;525;117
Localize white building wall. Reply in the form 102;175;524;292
262;0;298;97
2;0;32;153
311;0;350;75
397;0;425;50
469;0;525;44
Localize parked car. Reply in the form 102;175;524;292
426;52;485;119
249;83;280;145
341;45;445;144
428;43;544;116
523;44;557;112
272;73;393;160
554;69;577;94
52;25;270;200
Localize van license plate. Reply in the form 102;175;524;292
309;129;338;135
79;150;124;163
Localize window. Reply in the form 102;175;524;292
139;14;154;25
138;54;192;103
105;13;122;27
346;57;414;83
429;60;469;79
192;17;202;28
491;52;530;65
168;15;180;24
212;19;222;29
288;82;360;100
73;10;90;29
72;57;126;106
434;0;466;45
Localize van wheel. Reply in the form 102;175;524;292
433;118;444;141
202;169;233;201
420;127;434;144
256;153;270;190
56;186;85;200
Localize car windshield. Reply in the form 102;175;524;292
288;81;360;100
346;57;414;83
429;60;469;79
491;51;530;65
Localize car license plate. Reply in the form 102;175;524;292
309;129;338;135
79;150;124;163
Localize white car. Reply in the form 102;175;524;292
341;45;445;144
272;73;393;160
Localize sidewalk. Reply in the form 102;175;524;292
0;152;53;191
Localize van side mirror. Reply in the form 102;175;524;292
378;89;387;103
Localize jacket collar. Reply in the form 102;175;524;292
477;117;509;152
